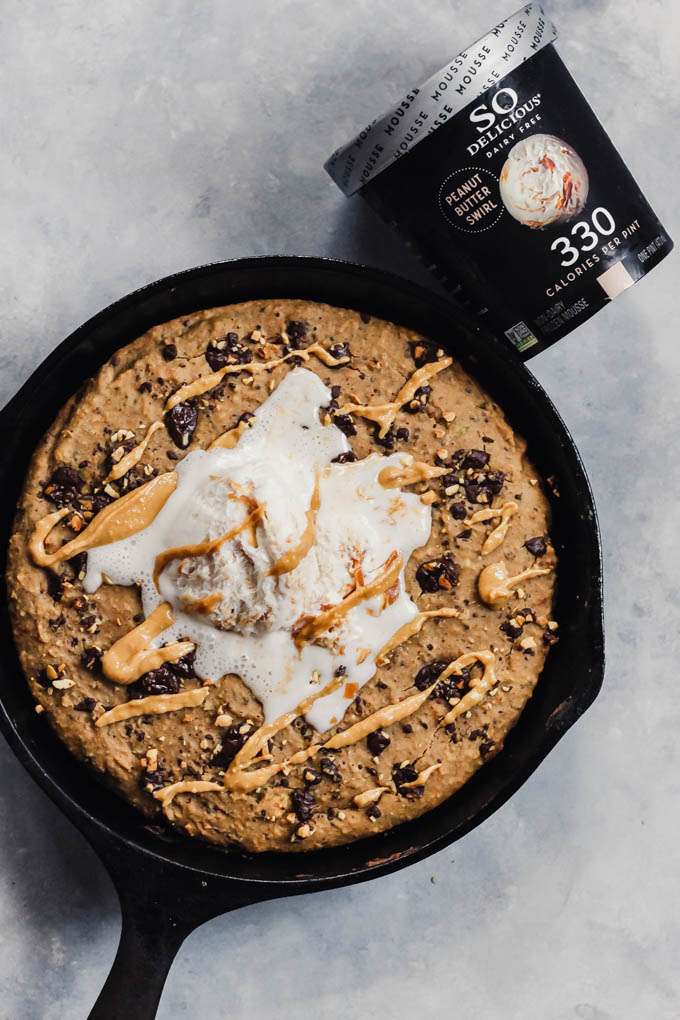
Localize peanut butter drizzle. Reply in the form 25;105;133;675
208;417;254;450
353;786;388;807
154;779;223;809
152;505;263;590
378;460;449;489
157;646;497;802
29;471;178;568
478;561;551;607
95;686;210;728
164;342;350;412
267;470;320;577
437;651;498;726
377;608;460;664
105;420;164;482
101;602;195;684
466;500;519;555
293;552;402;650
222;676;343;793
182;592;222;615
337;357;452;438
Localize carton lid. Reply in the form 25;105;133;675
325;3;557;196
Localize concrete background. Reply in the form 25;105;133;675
1;0;678;1016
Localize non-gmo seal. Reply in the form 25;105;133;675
439;166;504;233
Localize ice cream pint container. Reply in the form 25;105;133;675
324;3;673;359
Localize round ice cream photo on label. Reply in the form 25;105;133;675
499;134;588;229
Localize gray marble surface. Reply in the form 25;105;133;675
1;1;678;1016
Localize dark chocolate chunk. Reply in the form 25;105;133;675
405;384;431;413
80;646;103;671
161;343;177;362
366;804;381;819
456;528;472;540
375;423;395;450
43;466;84;507
395;426;410;441
319;757;341;784
366;729;391;756
291;787;315;822
392;764;423;798
479;739;495;758
74;697;96;713
286;320;308;346
69;551;88;580
415;555;459;594
332;413;356;437
330;385;341;399
302;768;323;787
237;410;255;426
46;571;65;601
332;451;358;464
462;449;490;470
166;401;198;449
139;768;166;792
205;333;252;370
414;660;471;701
211;725;252;768
48;614;65;631
525;536;548;557
409;341;440;368
450;502;466;520
328;341;351;362
486;471;505;495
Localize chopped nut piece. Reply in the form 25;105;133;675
45;664;58;680
295;823;313;839
420;491;437;506
215;712;233;727
53;678;74;690
442;410;456;422
519;636;537;650
35;704;45;714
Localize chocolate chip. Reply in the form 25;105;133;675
501;620;523;640
332;413;356;437
165;401;198;448
286;320;309;345
205;333;252;371
525;536;548;557
303;768;323;786
161;343;177;362
139;768;166;792
375;423;395;450
405;385;431;413
395;426;410;441
42;466;84;507
456;529;472;540
48;614;65;631
366;729;391;756
330;385;341;399
366;804;381;819
319;757;341;784
138;381;152;394
543;629;559;646
332;451;358;464
74;697;96;713
415;555;459;594
291;787;315;822
80;646;102;671
328;341;351;362
409;341;440;368
414;660;470;701
237;410;255;426
211;725;252;768
479;739;495;758
462;449;490;470
69;552;88;580
392;764;422;798
450;502;466;520
46;571;65;601
486;471;505;494
132;664;180;698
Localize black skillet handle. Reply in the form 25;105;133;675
87;839;261;1020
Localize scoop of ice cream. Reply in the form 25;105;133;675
499;134;588;228
85;368;433;731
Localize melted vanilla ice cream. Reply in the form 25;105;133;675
499;133;588;228
85;369;432;731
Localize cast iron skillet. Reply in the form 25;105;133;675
0;257;604;1019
